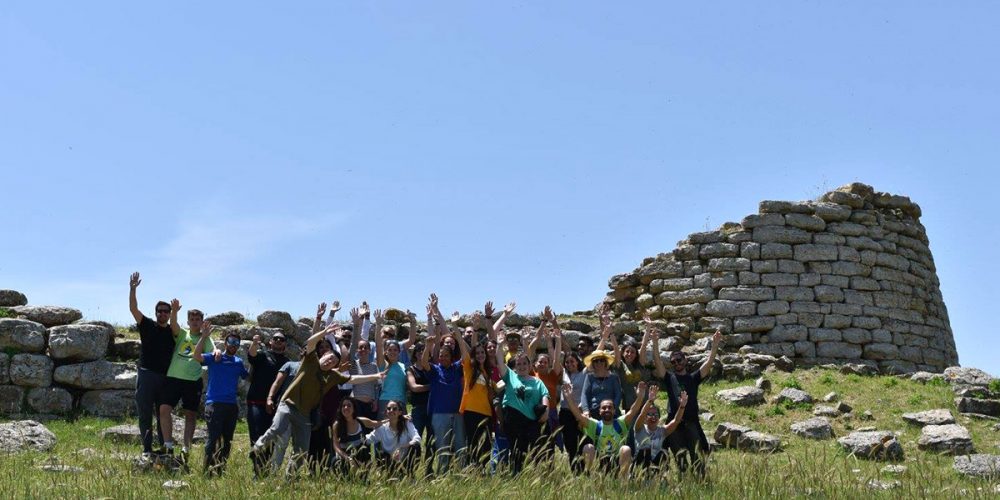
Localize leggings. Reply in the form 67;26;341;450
558;408;584;473
502;406;542;476
463;411;493;467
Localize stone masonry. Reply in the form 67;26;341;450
604;183;957;373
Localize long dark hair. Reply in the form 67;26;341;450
335;398;358;437
387;401;406;443
621;340;641;369
468;344;492;392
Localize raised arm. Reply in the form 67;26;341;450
663;391;688;436
700;329;722;379
374;309;386;368
192;320;213;363
419;331;435;371
595;305;612;351
402;310;418;351
526;321;544;362
551;318;563;376
311;302;326;334
624;382;651;427
650;322;666;379
169;298;183;337
249;334;261;358
128;272;143;324
494;328;509;379
307;324;339;354
492;301;516;333
638;311;652;367
561;384;590;429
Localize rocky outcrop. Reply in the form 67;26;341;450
8;306;82;327
48;324;111;361
0;420;57;453
0;290;28;307
603;184;957;373
0;319;47;353
9;354;53;387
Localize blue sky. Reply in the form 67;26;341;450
2;2;997;375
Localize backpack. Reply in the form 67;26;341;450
595;419;624;453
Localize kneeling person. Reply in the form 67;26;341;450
193;322;249;476
562;381;649;476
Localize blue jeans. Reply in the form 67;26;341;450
430;412;466;472
411;403;430;441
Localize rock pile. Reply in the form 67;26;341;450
945;367;1000;420
603;184;957;375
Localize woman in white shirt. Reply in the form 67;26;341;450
365;400;421;472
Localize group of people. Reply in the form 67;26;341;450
128;272;723;479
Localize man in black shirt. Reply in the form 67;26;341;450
246;331;290;476
129;272;177;457
650;319;722;478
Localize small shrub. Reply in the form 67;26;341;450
989;379;1000;394
0;307;12;318
782;377;803;390
846;374;862;384
818;373;835;386
883;377;899;388
766;405;786;416
908;394;925;405
927;377;948;388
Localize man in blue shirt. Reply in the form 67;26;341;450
194;322;249;476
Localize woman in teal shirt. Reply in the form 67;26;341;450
495;331;549;475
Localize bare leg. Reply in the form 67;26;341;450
158;404;175;449
183;410;197;449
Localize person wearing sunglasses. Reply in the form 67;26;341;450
365;400;421;474
634;386;688;474
192;323;249;476
246;329;290;476
650;318;723;478
128;272;177;459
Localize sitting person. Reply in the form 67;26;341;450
364;400;422;473
331;398;379;474
634;388;688;472
562;381;649;477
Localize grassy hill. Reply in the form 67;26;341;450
1;366;998;498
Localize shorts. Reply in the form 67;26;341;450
161;377;203;412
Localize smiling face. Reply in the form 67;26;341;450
564;355;580;373
385;341;400;362
591;356;609;375
340;399;355;418
438;345;454;365
623;345;639;364
186;310;204;332
474;345;487;364
385;401;402;423
514;354;532;376
486;341;497;357
535;353;550;373
224;336;240;355
645;406;660;426
270;335;287;353
671;353;687;374
320;351;339;371
599;399;615;422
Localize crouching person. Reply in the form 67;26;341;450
562;381;648;477
634;387;687;473
365;400;422;475
192;322;248;476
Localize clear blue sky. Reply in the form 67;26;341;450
2;2;997;375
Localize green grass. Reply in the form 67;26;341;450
1;368;998;498
0;307;14;318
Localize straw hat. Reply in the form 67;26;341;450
583;349;616;368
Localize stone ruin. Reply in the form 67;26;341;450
603;183;958;374
0;292;311;419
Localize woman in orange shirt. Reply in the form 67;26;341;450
458;311;497;469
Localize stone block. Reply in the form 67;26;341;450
815;286;845;303
48;324;111;362
739;272;761;285
817;342;863;359
711;273;739;288
708;258;751;272
761;273;798;286
778;260;806;273
706;300;757;317
7;306;82;327
740;242;761;259
784;213;826;231
810;328;842;342
757;301;790;316
700;243;740;259
827;222;867;236
799;273;821;286
811;203;852;222
776;287;814;301
760;243;793;259
794;244;839;262
842;328;873;344
27;387;73;414
753;226;812;244
0;319;47;354
863;343;899;361
0;385;25;415
734;316;775;333
9;354;52;387
718;287;775;301
823;315;852;329
655;288;715;306
741;213;786;228
768;325;808;343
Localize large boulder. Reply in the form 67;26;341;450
0;290;28;307
205;311;245;326
256;311;296;336
101;420;207;444
8;306;82;327
0;420;57;453
0;385;25;415
48;324;110;361
109;339;142;360
0;353;8;384
943;367;996;387
713;422;780;452
80;390;134;417
955;397;1000;417
918;424;974;455
714;422;752;448
791;417;834;440
716;386;765;406
54;360;137;390
837;431;904;461
902;409;955;426
0;319;47;353
953;454;1000;479
9;353;53;387
26;387;74;414
773;388;813;405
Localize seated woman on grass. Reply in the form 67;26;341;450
331;398;379;474
634;387;687;472
364;400;421;473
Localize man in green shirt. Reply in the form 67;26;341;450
563;380;651;476
158;299;212;464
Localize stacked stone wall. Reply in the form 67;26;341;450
604;183;958;374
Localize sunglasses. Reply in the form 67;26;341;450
593;359;608;364
225;338;241;347
155;309;170;314
272;337;286;342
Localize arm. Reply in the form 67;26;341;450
551;322;563;376
609;332;622;370
595;304;612;351
457;325;471;363
401;310;417;351
407;368;429;394
267;371;288;413
128;272;143;324
168;298;182;337
249;334;261;358
495;330;508;379
357;416;380;429
526;322;544;362
359;302;372;341
326;300;340;328
561;384;590;429
580;372;591;416
492;301;516;333
638;312;652;367
663;391;688;436
651;325;666;379
419;332;435;371
700;330;722;379
331;421;349;459
624;382;651;428
539;393;550;422
307;324;338;354
192;320;213;363
374;309;385;368
312;302;327;334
